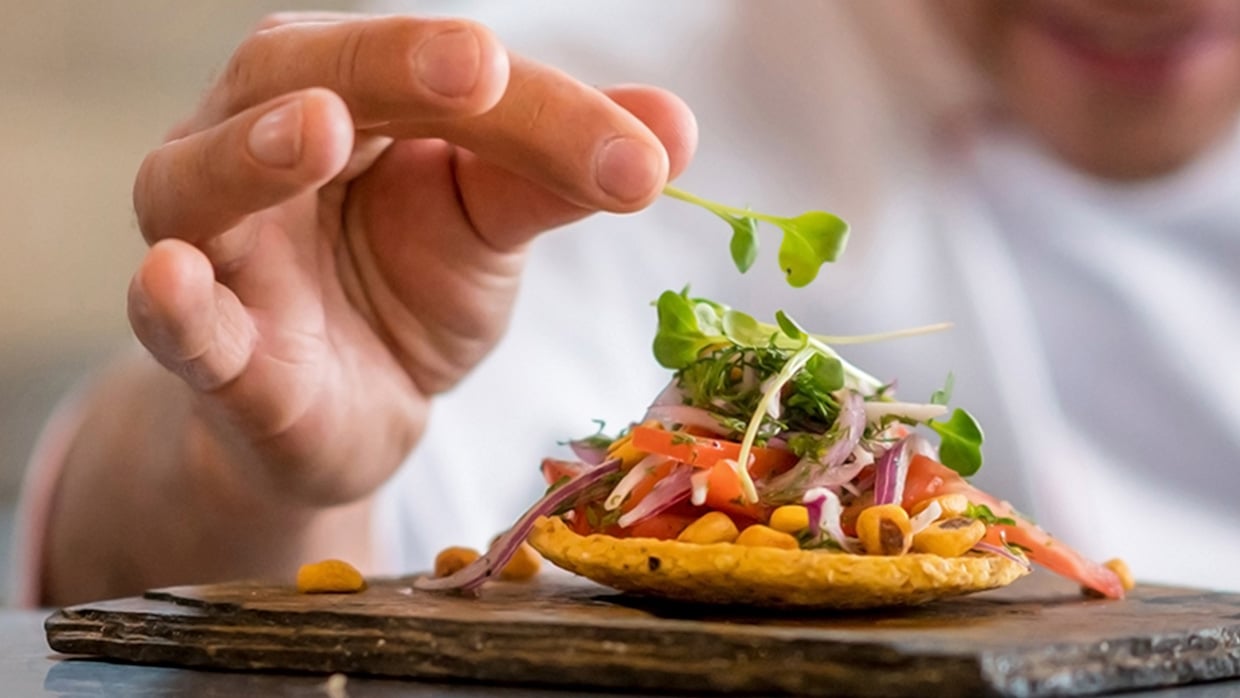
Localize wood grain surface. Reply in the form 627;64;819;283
45;571;1240;697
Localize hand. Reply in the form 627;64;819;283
127;12;698;506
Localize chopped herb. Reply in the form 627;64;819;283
964;502;1016;527
544;475;572;496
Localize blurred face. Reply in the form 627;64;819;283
940;0;1240;179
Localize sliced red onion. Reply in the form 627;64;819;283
567;442;608;465
642;404;732;436
862;401;948;423
415;459;622;593
972;541;1033;570
603;454;668;511
649;379;683;407
909;500;942;535
690;467;711;506
872;438;911;506
905;433;938;461
760;390;866;501
804;487;860;553
616;464;693;528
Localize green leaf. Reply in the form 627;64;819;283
928;408;984;476
774;310;806;343
802;353;844;393
776;212;849;287
720;309;769;347
930;372;955;406
652;290;713;369
718;212;759;273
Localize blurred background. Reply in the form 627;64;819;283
0;0;354;604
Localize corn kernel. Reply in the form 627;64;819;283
911;516;987;557
734;524;800;550
1104;558;1136;591
296;559;367;593
433;546;480;578
498;542;542;581
856;504;912;556
676;511;740;545
768;505;811;534
909;493;970;520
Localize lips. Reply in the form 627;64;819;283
1022;1;1239;90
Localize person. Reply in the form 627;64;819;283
14;1;1240;607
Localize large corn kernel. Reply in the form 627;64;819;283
734;524;800;550
909;493;970;520
433;546;480;578
296;559;367;593
768;505;810;534
911;516;986;557
499;542;542;581
676;511;740;545
856;504;912;556
1104;558;1136;591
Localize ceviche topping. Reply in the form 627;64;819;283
420;289;1128;600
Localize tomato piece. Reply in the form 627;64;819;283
620;459;678;514
903;455;1125;599
629;426;797;479
703;462;770;520
626;512;699;540
541;458;588;487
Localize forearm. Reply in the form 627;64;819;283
39;349;377;607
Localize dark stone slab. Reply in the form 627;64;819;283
44;572;1240;697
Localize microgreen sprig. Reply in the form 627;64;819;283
662;185;850;287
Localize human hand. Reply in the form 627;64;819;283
127;12;697;507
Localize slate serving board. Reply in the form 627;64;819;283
44;572;1240;697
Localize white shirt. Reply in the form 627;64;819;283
370;1;1240;591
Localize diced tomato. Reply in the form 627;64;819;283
541;458;588;487
629;426;797;479
620;459;678;514
703;461;770;521
626;511;700;540
903;454;1125;599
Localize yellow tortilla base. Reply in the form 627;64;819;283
527;516;1029;609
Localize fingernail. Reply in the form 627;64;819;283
248;100;303;168
594;137;662;203
417;30;481;98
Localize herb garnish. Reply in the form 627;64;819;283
964;502;1016;527
662;185;850;287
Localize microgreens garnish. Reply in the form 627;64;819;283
928;408;985;476
964;502;1016;527
662;185;850;287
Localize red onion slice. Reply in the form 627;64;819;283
568;441;608;465
972;541;1033;570
804;487;860;553
760;390;866;501
616;463;693;528
642;404;733;436
872;438;911;506
603;454;668;511
908;500;942;535
414;459;622;593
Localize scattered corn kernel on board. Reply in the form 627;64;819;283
45;572;1240;697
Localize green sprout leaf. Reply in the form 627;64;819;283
775;211;850;287
719;212;759;273
930;372;955;406
774;310;806;343
928;408;984;476
662;185;849;288
802;353;845;393
963;502;1016;527
652;290;714;369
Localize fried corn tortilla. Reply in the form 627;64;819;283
527;516;1030;608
